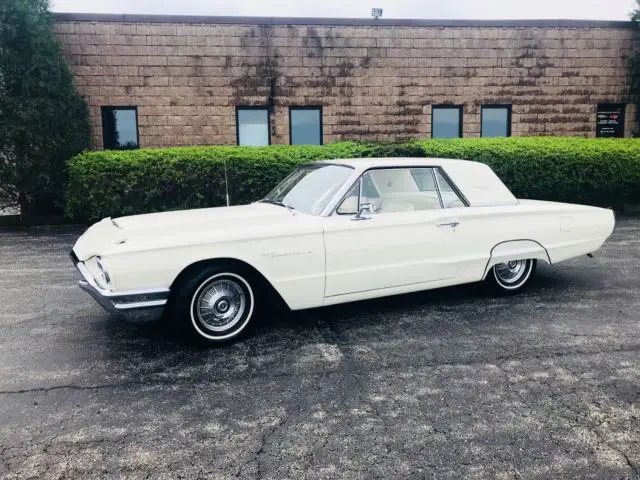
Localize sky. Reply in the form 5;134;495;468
50;0;637;21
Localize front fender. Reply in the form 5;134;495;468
99;233;327;311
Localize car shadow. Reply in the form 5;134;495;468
97;281;486;354
104;262;593;352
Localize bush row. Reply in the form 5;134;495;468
66;137;640;221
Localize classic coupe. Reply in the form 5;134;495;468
71;158;615;344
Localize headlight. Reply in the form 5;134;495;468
96;257;111;287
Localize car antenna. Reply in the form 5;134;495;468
224;159;230;207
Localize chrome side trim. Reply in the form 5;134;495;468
74;258;169;313
113;299;168;311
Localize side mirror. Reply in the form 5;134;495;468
351;205;372;221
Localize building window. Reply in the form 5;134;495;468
236;107;270;146
432;105;463;139
596;103;625;138
481;105;512;137
290;107;322;145
101;106;139;150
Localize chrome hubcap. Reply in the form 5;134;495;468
195;279;246;332
495;260;528;284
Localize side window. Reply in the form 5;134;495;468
410;168;437;192
335;168;463;216
368;168;442;214
361;173;380;201
336;175;381;215
435;169;465;208
336;181;360;215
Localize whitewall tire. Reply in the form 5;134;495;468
488;259;537;294
172;266;256;344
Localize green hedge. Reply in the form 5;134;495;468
66;137;640;221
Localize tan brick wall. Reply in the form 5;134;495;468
53;19;636;148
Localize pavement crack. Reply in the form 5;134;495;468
0;381;146;395
3;342;640;397
236;409;290;479
591;428;639;477
551;408;638;477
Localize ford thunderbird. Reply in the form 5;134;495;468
71;158;615;344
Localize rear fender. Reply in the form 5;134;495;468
481;240;551;280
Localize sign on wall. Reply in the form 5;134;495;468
596;104;625;138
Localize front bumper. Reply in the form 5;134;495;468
71;251;169;314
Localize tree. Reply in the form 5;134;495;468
631;0;640;136
0;0;89;218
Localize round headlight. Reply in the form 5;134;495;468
96;257;111;286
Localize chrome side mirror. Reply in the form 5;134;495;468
351;204;372;221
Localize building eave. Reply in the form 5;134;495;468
51;12;635;29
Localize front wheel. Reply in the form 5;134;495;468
487;259;537;295
171;266;256;344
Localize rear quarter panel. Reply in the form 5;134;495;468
517;200;615;263
446;201;614;283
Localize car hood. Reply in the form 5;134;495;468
72;203;302;261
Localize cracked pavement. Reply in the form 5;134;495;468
0;218;639;479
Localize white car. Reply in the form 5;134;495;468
71;157;615;344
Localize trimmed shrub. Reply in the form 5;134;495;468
416;137;640;208
66;137;640;222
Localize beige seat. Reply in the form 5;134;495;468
378;193;441;213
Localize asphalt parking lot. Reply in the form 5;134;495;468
0;219;639;479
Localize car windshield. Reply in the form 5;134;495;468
261;164;353;215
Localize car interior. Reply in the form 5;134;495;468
337;167;464;215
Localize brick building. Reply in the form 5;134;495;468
53;13;637;149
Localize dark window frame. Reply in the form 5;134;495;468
431;104;463;139
235;106;272;146
289;106;323;145
101;106;140;150
480;104;512;137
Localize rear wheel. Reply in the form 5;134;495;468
170;266;256;344
487;259;536;294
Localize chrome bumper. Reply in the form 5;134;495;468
71;251;169;314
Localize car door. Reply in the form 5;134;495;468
322;167;463;298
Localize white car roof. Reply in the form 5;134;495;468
317;157;472;170
316;157;519;207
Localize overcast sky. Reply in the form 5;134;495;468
51;0;636;21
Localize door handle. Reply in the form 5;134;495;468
437;221;460;228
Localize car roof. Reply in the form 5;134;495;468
315;156;519;207
315;157;476;171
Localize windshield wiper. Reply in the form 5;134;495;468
259;199;296;215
